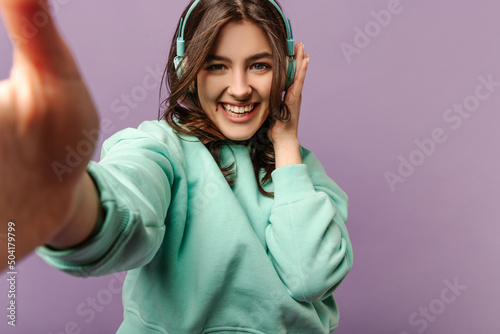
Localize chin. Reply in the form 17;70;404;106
216;121;259;142
222;130;255;141
219;116;269;142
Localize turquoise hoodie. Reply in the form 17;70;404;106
37;120;353;334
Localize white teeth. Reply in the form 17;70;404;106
222;103;255;117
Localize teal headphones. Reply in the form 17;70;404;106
173;0;295;90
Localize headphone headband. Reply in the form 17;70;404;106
176;0;294;58
177;0;201;57
267;0;294;56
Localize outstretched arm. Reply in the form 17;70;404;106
0;0;101;271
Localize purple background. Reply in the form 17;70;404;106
1;0;500;333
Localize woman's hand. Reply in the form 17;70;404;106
0;0;99;269
268;42;309;145
269;42;309;168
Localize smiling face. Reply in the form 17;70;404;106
196;20;273;141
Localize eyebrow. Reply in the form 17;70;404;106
205;52;273;63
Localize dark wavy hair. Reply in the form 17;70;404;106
159;0;292;197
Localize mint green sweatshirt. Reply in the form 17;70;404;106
37;120;352;334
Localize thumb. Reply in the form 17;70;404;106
0;0;79;78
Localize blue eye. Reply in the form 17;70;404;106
206;64;226;71
252;63;271;71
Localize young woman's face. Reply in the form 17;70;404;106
197;20;273;141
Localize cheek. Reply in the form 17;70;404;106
197;75;216;109
203;78;226;97
262;75;273;100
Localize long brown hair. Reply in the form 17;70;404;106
160;0;292;197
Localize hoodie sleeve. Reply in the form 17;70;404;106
265;148;353;303
36;122;181;277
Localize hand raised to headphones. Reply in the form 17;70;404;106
268;42;309;147
0;0;99;270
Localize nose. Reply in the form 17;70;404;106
227;69;252;99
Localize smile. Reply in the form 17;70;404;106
222;103;257;117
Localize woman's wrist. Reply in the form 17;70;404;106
273;137;302;168
46;172;100;249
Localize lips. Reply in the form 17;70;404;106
218;102;260;123
222;103;258;117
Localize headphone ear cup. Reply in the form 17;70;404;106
174;56;183;79
174;56;195;93
285;57;296;90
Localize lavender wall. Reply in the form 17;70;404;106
1;0;499;333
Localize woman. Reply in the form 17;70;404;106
0;0;352;332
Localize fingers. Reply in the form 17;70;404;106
286;42;309;100
0;0;79;78
0;79;12;114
